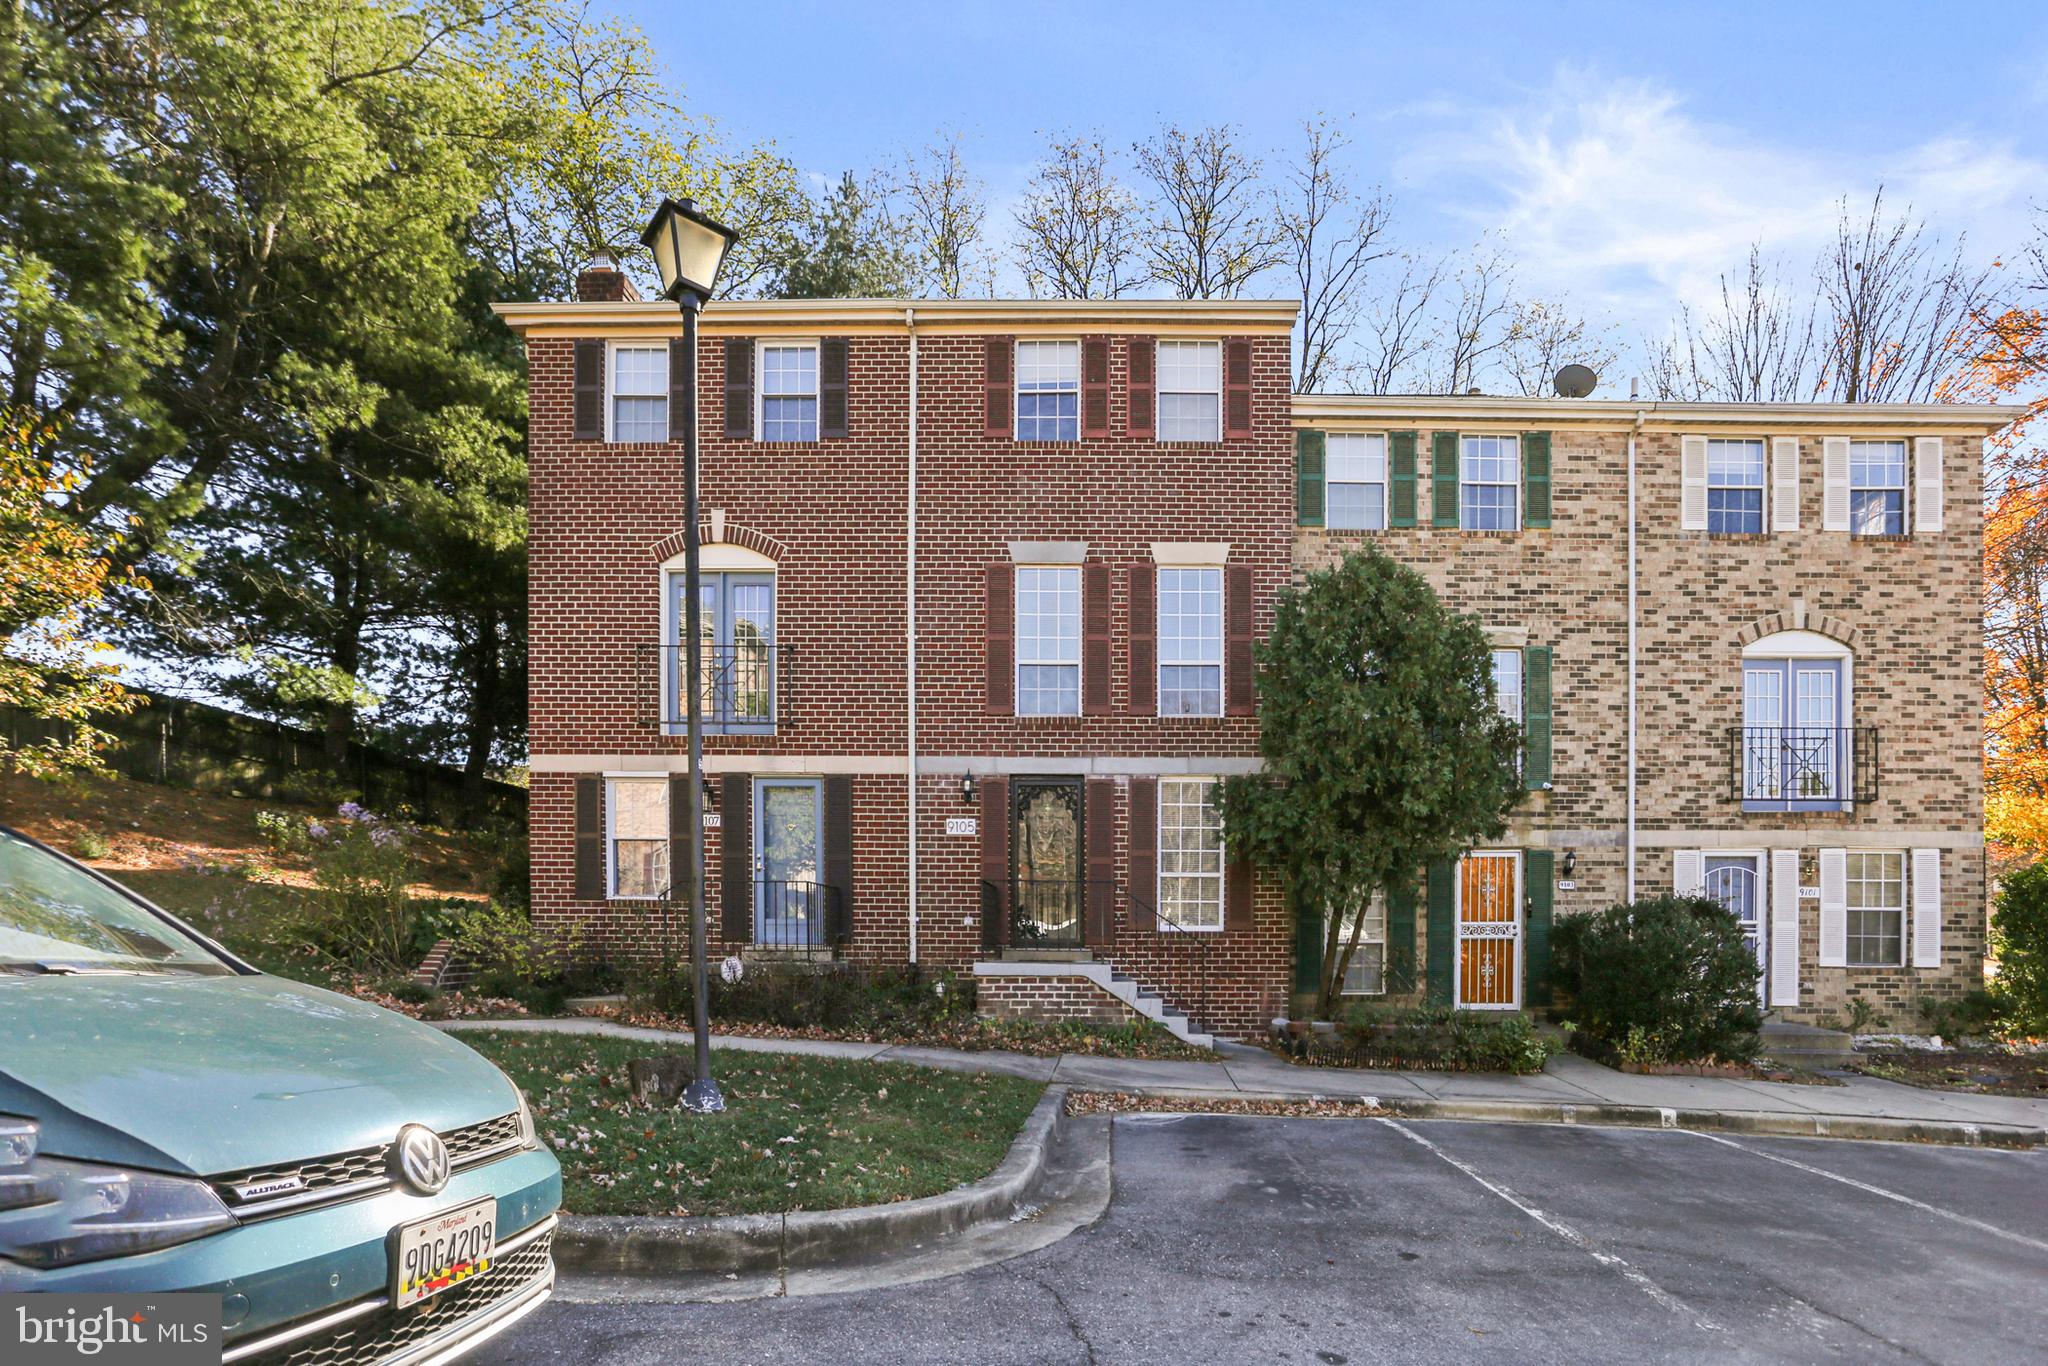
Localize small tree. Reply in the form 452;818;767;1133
1551;897;1763;1064
1991;860;2048;1038
1219;547;1522;1018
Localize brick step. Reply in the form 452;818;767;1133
971;959;1215;1049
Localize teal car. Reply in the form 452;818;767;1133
0;826;562;1364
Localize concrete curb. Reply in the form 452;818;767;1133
1100;1088;2047;1150
552;1084;1071;1279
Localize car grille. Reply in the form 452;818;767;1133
230;1226;553;1366
214;1112;523;1214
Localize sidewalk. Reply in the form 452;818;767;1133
438;1018;2048;1147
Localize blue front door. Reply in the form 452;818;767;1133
754;778;821;947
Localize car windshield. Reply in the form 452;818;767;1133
0;829;231;976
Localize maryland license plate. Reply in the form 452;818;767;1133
392;1197;496;1309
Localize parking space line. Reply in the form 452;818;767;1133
1377;1118;1721;1333
1690;1131;2048;1255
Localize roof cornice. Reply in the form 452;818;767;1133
492;297;1301;336
1290;393;2030;433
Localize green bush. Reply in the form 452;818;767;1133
627;959;976;1035
71;831;113;860
1991;861;2048;1038
1918;989;2002;1041
1554;896;1763;1064
1312;1004;1551;1073
257;803;422;975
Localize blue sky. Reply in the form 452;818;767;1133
615;0;2048;336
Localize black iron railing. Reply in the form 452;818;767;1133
750;879;848;954
979;877;1212;1033
635;643;793;733
1727;725;1878;807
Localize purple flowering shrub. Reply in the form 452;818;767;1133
256;802;423;974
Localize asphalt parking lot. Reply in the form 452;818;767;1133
479;1115;2048;1364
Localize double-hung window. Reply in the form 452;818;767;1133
1339;894;1388;995
1327;433;1387;531
1015;340;1080;441
610;345;668;442
607;777;668;899
1849;440;1907;536
1492;648;1523;775
1460;435;1519;530
759;342;819;443
1015;566;1081;716
1845;851;1905;966
1706;439;1766;534
1157;341;1222;442
1158;567;1223;716
1158;778;1224;930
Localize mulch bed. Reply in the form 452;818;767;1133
1623;1060;1842;1085
1850;1047;2048;1098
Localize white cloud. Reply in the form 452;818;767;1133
1402;68;2044;330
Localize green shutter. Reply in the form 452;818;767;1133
1294;887;1324;992
1524;645;1552;791
1296;429;1326;528
1389;431;1418;527
1524;850;1554;1006
1425;858;1455;1004
1431;431;1460;527
1523;431;1552;528
1386;875;1417;995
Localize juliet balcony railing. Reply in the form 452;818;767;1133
1728;725;1879;810
635;643;793;734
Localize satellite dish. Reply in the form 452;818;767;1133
1553;364;1598;398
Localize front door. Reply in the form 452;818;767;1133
1456;852;1522;1010
1703;854;1766;1004
754;778;821;948
1012;778;1083;947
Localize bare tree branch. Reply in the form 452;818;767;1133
1277;117;1394;392
1011;132;1139;299
1133;121;1285;300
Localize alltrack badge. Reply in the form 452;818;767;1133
391;1125;450;1196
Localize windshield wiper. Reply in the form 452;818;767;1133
1;961;145;977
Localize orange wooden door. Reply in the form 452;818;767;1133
1457;854;1521;1008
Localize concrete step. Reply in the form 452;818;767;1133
1760;1021;1856;1067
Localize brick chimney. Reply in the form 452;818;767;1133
575;250;641;303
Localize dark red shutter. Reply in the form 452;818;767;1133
820;337;849;439
1082;563;1111;715
984;564;1014;714
720;773;753;942
667;775;691;902
1225;564;1255;716
722;338;753;439
1085;778;1116;946
573;341;603;441
1081;336;1110;438
1223;337;1253;439
1125;337;1155;438
573;775;604;898
1225;852;1253;933
980;778;1010;947
1128;776;1158;929
668;339;693;447
984;337;1013;439
1128;563;1157;716
823;774;853;943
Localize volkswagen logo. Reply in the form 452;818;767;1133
392;1124;450;1196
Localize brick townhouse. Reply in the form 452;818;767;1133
496;260;2018;1039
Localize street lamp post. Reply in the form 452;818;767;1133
640;196;737;1115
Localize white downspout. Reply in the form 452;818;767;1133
905;307;920;962
1627;399;1644;900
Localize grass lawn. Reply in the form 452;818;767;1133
460;1029;1047;1217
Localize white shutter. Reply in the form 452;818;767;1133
1822;438;1852;532
1818;848;1847;966
1911;848;1942;968
1680;436;1709;531
1772;437;1800;532
1672;848;1704;897
1915;437;1944;532
1770;849;1801;1007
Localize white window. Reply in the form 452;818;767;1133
1849;440;1907;536
759;342;819;443
1158;567;1223;717
1158;778;1224;930
1015;566;1081;716
1339;893;1388;995
1845;851;1906;967
609;345;668;442
1327;433;1387;531
1706;439;1766;534
607;777;668;899
1460;435;1519;530
1015;340;1080;442
1156;340;1222;442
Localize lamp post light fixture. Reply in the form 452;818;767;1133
641;196;737;1116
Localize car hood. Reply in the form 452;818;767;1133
0;973;518;1176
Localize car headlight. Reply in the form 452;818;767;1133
514;1088;542;1150
0;1116;236;1269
